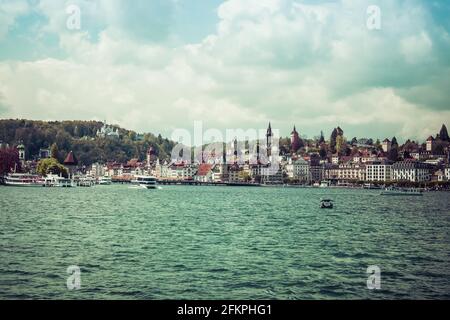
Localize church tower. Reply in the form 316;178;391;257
233;137;238;164
266;122;273;157
291;125;301;153
17;142;25;167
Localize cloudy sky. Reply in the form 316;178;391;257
0;0;449;142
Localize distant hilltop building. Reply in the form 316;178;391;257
97;122;120;139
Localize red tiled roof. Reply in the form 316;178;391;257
196;164;213;176
127;159;140;167
64;151;77;165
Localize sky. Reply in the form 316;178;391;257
0;0;449;143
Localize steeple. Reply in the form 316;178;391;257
266;123;272;157
291;125;301;153
266;122;272;137
233;137;238;164
291;125;298;135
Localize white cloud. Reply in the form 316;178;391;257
0;0;449;141
401;31;433;64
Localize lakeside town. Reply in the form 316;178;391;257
1;121;450;190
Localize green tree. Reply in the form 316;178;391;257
336;135;346;155
37;158;68;178
50;143;59;159
330;128;338;153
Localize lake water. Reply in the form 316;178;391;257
0;185;449;299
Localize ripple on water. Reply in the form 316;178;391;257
1;185;450;299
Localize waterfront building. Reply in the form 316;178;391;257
337;163;366;183
154;159;170;179
366;161;393;182
168;161;197;180
309;164;324;183
260;165;283;185
212;164;228;183
391;160;431;183
249;163;263;182
89;163;106;178
323;164;339;182
194;164;214;183
290;159;309;182
228;164;243;183
445;166;450;181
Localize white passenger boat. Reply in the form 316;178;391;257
98;176;112;185
380;187;423;196
131;176;158;189
44;174;75;187
5;173;45;187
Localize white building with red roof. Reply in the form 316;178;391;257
194;164;214;183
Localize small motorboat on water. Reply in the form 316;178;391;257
320;199;334;209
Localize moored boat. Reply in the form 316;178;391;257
44;174;75;187
5;173;45;187
98;176;112;185
380;187;423;196
320;199;334;209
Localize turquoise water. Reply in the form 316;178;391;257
0;185;449;300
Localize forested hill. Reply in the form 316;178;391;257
0;119;176;166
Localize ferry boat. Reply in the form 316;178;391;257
44;174;75;187
131;175;158;189
98;176;112;185
5;173;45;187
380;187;423;196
